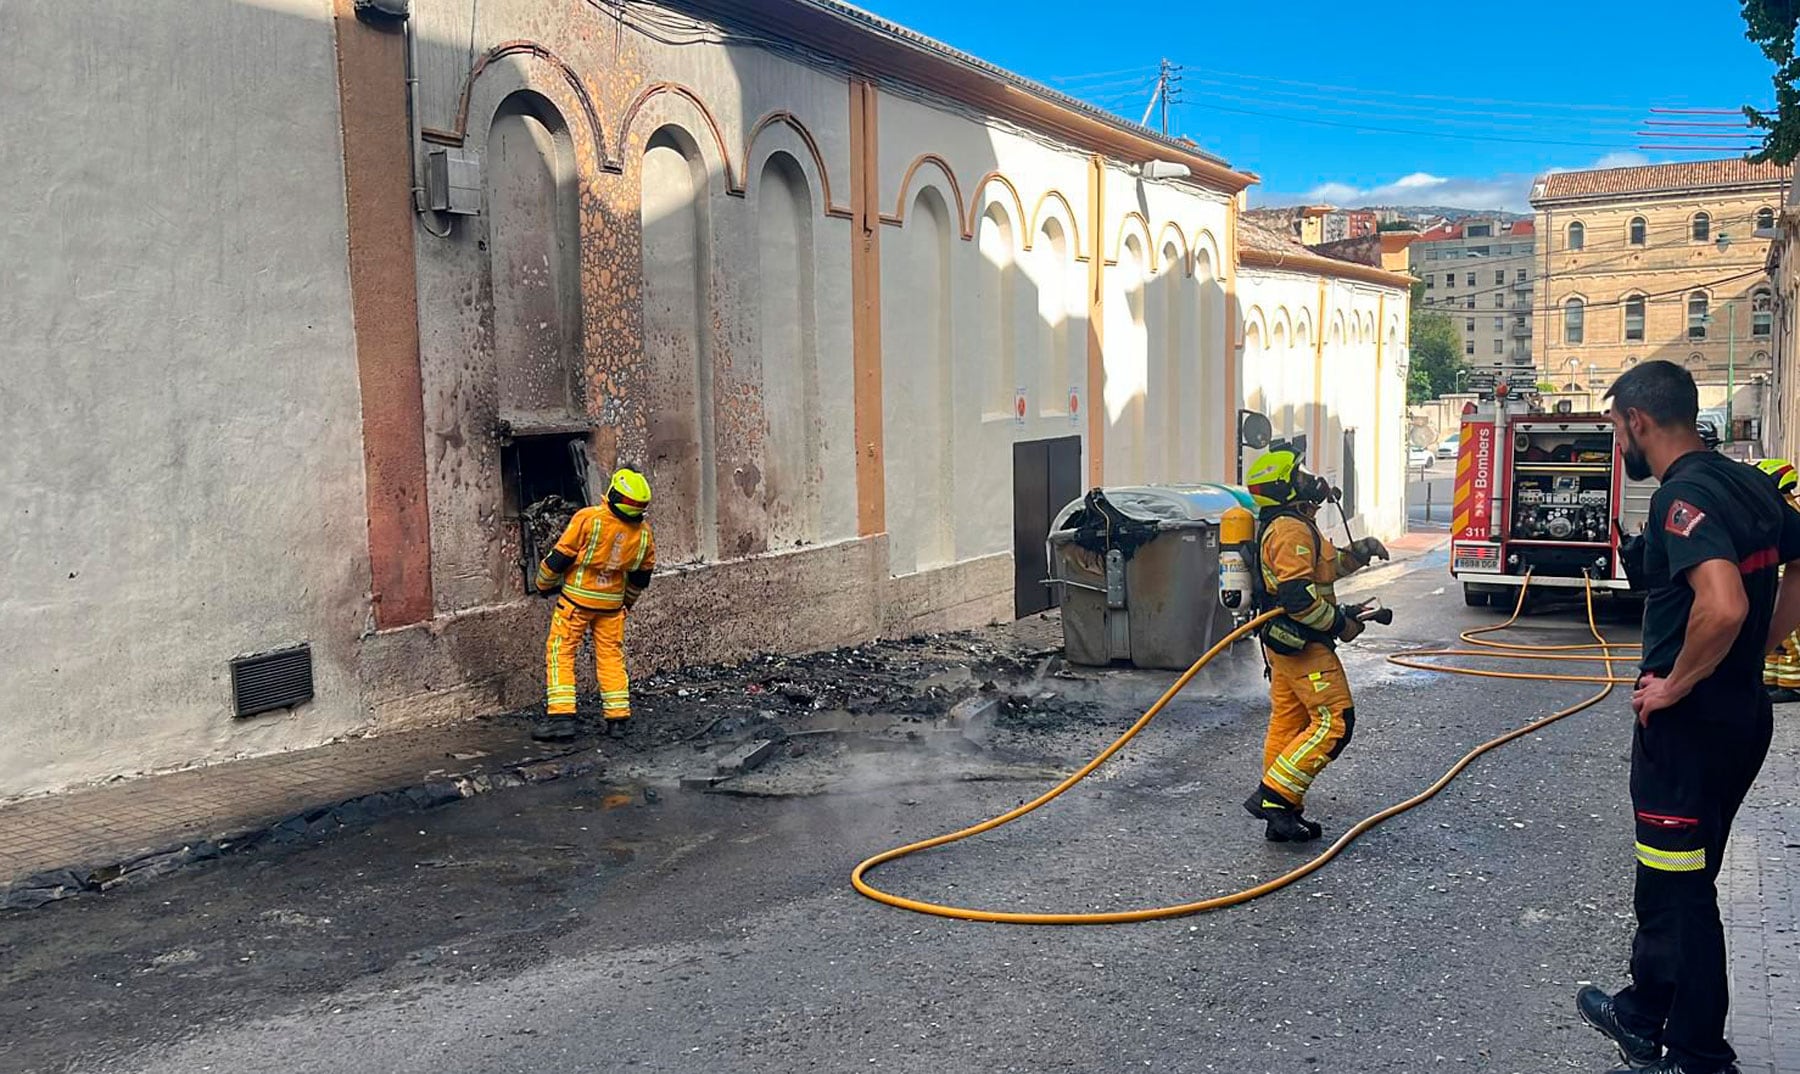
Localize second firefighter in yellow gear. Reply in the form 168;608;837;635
533;468;656;741
1757;458;1800;703
1242;444;1389;843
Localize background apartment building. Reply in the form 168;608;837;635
1410;218;1538;375
1530;159;1784;426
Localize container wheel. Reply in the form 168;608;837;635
1462;584;1490;607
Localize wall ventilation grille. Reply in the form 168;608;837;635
230;645;314;718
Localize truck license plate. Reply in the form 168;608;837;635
1454;542;1501;573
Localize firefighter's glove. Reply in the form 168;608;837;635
1336;607;1366;643
534;585;561;600
1349;537;1390;565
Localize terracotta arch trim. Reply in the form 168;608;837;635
881;153;969;236
1030;189;1087;261
967;171;1030;247
745;110;853;219
1155;221;1192;277
423;40;608;170
1108;211;1155;270
616;81;741;192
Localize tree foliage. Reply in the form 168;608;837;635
1407;310;1463;404
1743;0;1800;165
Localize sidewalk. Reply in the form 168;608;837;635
1723;728;1800;1074
0;718;600;910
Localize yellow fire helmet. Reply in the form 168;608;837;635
1246;449;1299;508
608;468;652;517
1757;457;1798;494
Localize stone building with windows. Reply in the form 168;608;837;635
1409;218;1537;376
1530;159;1784;416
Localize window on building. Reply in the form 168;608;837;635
1465;296;1475;309
1568;221;1585;251
1495;270;1506;286
1564;297;1585;344
1624;295;1646;341
1492;339;1504;355
1466;272;1475;286
1467;223;1492;238
1692;212;1711;243
1426;248;1440;260
1498;244;1513;255
1629;217;1646;246
1425;274;1434;288
1466;318;1476;333
1757;207;1776;232
1754;289;1773;337
1688;292;1709;339
1470;245;1491;257
1465;340;1475;355
1445;273;1455;288
1493;316;1505;331
1516;268;1527;283
1494;293;1504;308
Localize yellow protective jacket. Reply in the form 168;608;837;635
1259;512;1366;643
535;505;656;611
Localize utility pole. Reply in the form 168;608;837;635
1142;59;1183;135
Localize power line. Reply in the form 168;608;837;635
1181;99;1642;149
1173;63;1661;114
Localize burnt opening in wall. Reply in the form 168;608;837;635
500;427;592;594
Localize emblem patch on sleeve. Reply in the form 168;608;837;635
1664;499;1706;537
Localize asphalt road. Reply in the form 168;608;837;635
2;554;1663;1074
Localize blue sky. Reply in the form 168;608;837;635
864;0;1774;212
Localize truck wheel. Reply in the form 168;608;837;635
1462;585;1490;607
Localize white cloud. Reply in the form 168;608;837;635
1256;154;1669;215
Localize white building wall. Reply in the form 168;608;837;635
1238;269;1409;543
0;0;371;796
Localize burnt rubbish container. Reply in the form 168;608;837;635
1047;484;1254;671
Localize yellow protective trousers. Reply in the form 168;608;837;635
1260;643;1356;807
544;598;632;720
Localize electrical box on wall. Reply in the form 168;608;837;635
425;149;482;215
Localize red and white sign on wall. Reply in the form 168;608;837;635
1452;421;1496;541
1015;387;1028;426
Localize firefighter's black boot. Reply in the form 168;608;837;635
532;716;579;743
1766;686;1800;704
1577;985;1662;1069
1243;786;1322;843
604;717;630;739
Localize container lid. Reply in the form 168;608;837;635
1051;483;1251;532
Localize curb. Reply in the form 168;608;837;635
0;747;602;912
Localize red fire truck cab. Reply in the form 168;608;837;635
1448;394;1655;607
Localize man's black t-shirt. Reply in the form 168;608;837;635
1639;450;1800;695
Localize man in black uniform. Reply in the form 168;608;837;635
1577;360;1800;1074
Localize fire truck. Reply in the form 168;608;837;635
1447;381;1656;608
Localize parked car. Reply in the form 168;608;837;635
1408;445;1433;469
1435;433;1461;459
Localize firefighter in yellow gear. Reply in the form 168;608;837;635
1242;445;1389;842
1757;457;1800;704
532;468;656;741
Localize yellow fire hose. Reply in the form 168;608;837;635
850;574;1635;924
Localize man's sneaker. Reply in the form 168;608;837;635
532;717;579;743
1577;985;1661;1068
1243;789;1323;843
1605;1060;1736;1074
